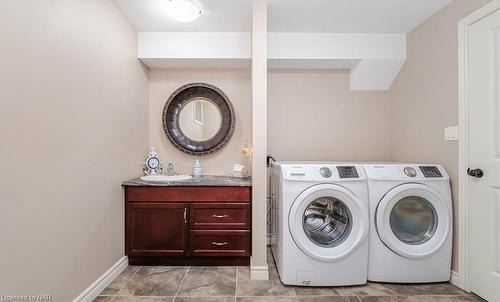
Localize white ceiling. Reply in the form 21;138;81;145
112;0;451;33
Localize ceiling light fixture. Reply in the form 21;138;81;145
165;0;201;23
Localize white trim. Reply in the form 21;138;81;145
72;256;128;302
251;1;269;283
250;265;269;280
457;0;500;292
450;270;461;287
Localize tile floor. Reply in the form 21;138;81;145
94;249;483;302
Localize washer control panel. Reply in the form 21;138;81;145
337;166;359;178
403;167;417;177
278;163;366;181
319;167;332;178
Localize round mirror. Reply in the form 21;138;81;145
178;98;222;142
162;83;235;155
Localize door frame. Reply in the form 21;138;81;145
457;0;500;291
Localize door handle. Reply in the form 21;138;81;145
467;168;484;178
212;241;228;246
212;214;228;218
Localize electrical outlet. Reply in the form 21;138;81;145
444;126;459;141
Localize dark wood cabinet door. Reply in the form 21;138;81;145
127;203;188;256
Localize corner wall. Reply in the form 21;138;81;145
387;0;491;271
0;1;148;300
268;70;392;162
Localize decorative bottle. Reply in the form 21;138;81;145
193;160;202;178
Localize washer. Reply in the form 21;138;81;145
270;162;369;286
364;164;453;283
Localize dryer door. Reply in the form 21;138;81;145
288;184;368;262
375;183;451;259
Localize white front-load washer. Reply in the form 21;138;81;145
270;162;369;286
364;164;453;283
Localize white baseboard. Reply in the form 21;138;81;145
251;265;269;280
250;256;269;280
450;270;462;289
73;256;128;302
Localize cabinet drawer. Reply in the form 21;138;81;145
189;230;250;257
126;186;251;202
190;203;250;230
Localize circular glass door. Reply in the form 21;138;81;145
389;196;437;245
303;197;352;248
289;184;368;262
376;183;451;259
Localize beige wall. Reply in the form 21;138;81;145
0;1;148;301
388;0;491;271
148;69;252;175
268;70;392;162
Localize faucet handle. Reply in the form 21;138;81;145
167;162;174;176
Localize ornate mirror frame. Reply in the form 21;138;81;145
162;83;236;155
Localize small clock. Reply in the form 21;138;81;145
146;156;160;170
143;147;162;175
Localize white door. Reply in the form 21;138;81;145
468;7;500;302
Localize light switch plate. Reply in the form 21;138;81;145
444;126;459;141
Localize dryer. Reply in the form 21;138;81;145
364;164;452;283
270;162;369;286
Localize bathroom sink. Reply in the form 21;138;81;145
140;175;193;182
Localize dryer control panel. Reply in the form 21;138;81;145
419;166;443;178
363;164;449;181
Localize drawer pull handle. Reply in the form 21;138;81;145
212;241;228;246
212;214;228;218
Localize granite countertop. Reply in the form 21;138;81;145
122;175;252;187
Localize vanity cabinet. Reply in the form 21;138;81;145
126;203;188;256
123;182;251;266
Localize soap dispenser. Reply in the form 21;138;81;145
193;160;202;178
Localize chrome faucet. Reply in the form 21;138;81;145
166;163;175;176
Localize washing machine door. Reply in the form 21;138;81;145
375;183;451;259
288;183;368;262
